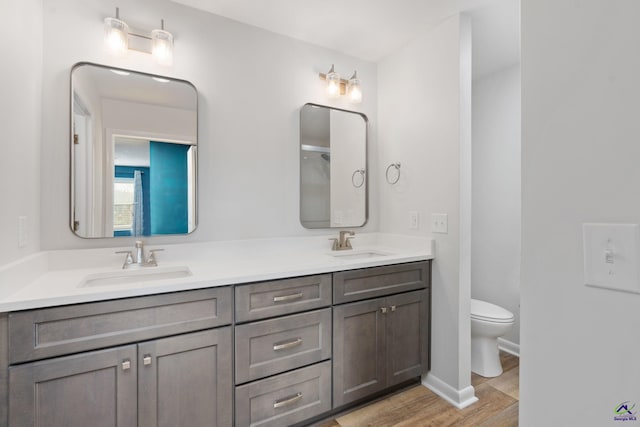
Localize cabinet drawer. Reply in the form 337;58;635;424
235;308;331;384
333;261;430;304
9;287;232;364
235;274;331;322
235;361;331;427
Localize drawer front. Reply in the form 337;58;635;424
235;308;331;384
333;261;430;304
235;274;331;322
9;287;232;364
235;361;331;427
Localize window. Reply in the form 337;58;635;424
113;178;134;231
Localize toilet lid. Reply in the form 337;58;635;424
471;299;514;323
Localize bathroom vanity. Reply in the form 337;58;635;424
0;236;432;426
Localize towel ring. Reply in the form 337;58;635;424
385;163;401;185
352;169;366;188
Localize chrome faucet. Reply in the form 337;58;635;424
116;240;163;269
329;231;355;251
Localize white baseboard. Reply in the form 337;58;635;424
422;373;478;409
498;338;520;357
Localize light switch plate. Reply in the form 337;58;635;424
583;223;640;294
409;211;419;230
432;213;448;234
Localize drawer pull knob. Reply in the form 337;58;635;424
273;392;303;409
121;359;131;371
273;292;304;303
273;337;303;351
143;355;152;366
390;305;396;312
380;307;388;314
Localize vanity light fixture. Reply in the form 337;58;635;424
324;64;341;98
319;65;363;104
103;8;175;66
104;8;129;56
151;20;174;66
347;71;362;104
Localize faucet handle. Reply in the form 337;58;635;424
146;248;164;266
115;251;134;269
328;238;339;251
345;234;355;249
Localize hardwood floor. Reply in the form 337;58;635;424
314;352;519;427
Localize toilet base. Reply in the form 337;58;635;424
471;335;503;378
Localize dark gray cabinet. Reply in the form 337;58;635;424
9;328;232;427
386;291;430;386
138;328;233;427
1;261;431;426
333;287;429;407
234;276;334;426
5;288;233;427
235;360;332;427
332;259;430;409
333;298;386;406
8;287;232;363
9;345;138;427
235;308;331;384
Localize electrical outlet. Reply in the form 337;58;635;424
432;213;448;234
18;216;28;247
409;211;419;229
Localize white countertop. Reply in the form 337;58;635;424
0;233;434;312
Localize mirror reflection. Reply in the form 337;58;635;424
71;63;197;238
300;103;367;229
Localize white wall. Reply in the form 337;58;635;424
471;64;521;344
40;0;378;250
521;1;640;425
378;14;473;400
0;0;42;265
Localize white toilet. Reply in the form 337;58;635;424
470;299;515;377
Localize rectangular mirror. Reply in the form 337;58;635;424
300;103;367;228
71;62;197;238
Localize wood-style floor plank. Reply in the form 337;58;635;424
317;352;519;427
476;402;519;427
487;366;519;400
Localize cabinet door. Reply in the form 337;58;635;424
9;345;137;427
333;298;386;407
138;328;233;427
386;290;429;386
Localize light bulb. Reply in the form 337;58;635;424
347;71;362;104
326;64;341;98
104;16;129;56
152;24;174;66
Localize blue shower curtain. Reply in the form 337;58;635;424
132;170;144;236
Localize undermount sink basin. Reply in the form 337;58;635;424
79;266;193;288
329;250;392;260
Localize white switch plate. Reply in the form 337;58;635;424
583;223;640;294
409;211;419;229
432;213;448;234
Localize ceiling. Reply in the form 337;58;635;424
74;65;197;110
171;0;520;76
